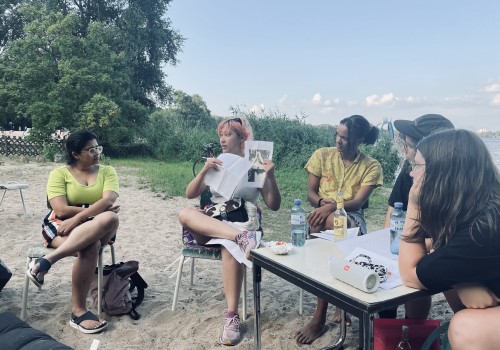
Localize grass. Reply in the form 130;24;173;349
111;158;391;242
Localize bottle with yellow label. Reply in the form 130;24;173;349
333;191;347;241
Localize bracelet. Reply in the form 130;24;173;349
317;198;323;207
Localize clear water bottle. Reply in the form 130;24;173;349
291;199;306;247
395;325;413;350
390;202;406;254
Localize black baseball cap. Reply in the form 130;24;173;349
394;114;455;141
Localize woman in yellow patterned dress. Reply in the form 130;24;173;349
294;115;383;344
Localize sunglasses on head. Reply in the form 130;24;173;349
229;117;242;124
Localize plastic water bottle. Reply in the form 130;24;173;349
291;199;306;247
390;202;406;254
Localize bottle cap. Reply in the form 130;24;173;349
394;202;403;209
294;199;302;205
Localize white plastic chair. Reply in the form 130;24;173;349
21;243;115;320
0;181;29;215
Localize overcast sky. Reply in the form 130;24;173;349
165;1;500;131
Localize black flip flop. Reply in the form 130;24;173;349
26;257;51;290
69;311;108;334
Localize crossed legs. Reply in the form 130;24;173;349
29;211;118;330
178;207;242;244
179;207;254;345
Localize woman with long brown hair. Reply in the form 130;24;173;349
399;129;500;349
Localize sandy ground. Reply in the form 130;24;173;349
0;157;453;349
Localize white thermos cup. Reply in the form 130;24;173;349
329;259;380;293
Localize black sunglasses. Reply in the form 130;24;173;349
229;117;242;124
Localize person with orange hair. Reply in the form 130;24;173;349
178;116;281;345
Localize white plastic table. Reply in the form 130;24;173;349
251;231;435;349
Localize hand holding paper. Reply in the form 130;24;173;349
204;153;252;200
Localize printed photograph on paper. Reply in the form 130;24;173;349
244;141;274;188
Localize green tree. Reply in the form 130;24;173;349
0;0;183;143
170;90;213;128
144;91;218;159
0;0;24;53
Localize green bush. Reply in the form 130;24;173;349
361;134;401;185
137;108;400;185
144;109;217;161
249;112;335;169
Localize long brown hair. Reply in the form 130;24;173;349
414;129;500;248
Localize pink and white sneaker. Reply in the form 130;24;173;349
219;314;241;345
235;231;260;260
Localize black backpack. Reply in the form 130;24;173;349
90;261;148;320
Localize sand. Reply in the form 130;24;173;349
0;158;453;350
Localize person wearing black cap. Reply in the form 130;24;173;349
379;114;455;319
384;114;455;225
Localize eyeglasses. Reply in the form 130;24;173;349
82;145;103;156
409;161;425;171
350;254;388;283
397;137;415;150
402;140;416;150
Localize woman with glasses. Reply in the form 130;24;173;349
379;114;455;320
295;115;383;344
178;116;281;346
399;129;500;349
27;130;119;334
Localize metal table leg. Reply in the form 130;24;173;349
319;309;347;350
253;265;262;350
362;312;374;350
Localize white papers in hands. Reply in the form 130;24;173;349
344;247;402;289
244;141;273;188
204;153;252;200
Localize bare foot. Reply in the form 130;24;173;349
293;319;327;344
333;307;352;326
